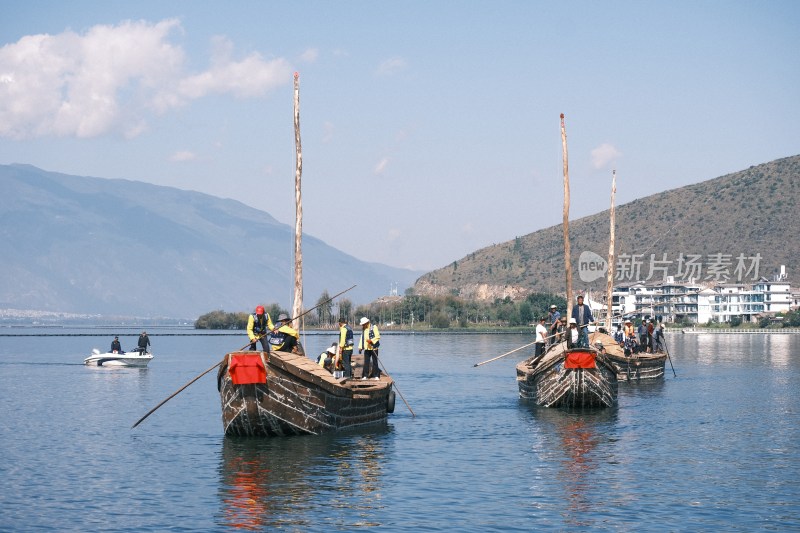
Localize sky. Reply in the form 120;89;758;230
1;1;798;272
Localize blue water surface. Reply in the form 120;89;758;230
0;328;798;531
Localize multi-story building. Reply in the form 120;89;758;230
610;267;795;324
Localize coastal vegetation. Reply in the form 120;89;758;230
195;290;568;330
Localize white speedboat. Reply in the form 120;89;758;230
84;349;153;367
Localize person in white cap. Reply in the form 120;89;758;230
358;317;381;380
566;318;580;349
317;343;338;373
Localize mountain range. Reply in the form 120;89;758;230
0;164;422;319
414;155;800;300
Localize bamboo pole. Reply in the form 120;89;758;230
606;169;616;331
560;113;573;318
292;72;303;322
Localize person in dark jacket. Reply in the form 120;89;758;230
110;336;123;353
137;331;150;354
571;295;594;348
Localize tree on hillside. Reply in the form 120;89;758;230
315;290;333;327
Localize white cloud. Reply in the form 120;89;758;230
590;143;621;169
299;48;319;63
169;150;196;162
374;157;389;174
376;57;407;76
0;19;292;140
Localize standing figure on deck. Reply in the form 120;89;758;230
337;318;355;378
571;295;594;348
535;316;548;357
653;321;665;352
358;317;381;380
638;320;648;354
247;305;272;352
269;314;300;353
137;331;151;355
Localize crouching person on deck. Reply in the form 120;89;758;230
247;305;271;352
269;314;300;353
317;344;338;373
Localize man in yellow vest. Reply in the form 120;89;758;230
268;314;300;353
337;318;355;378
247;305;272;352
358;317;381;380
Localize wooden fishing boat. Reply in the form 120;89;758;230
592;332;667;381
217;348;395;437
516;338;618;408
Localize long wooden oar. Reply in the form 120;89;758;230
473;340;538;367
132;285;357;429
662;332;677;377
374;350;415;417
131;338;254;429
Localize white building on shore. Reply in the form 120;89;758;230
609;266;795;325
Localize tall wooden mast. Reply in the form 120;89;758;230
560;113;573;318
606;169;617;330
292;72;303;322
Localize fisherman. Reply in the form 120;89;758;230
638;320;649;354
566;318;580;349
137;331;151;355
623;319;637;355
358;317;381;380
337;317;355;378
317;344;338;374
653;321;665;352
535;316;548;357
110;336;123;354
613;324;624;346
247;305;271;352
269;314;300;353
547;305;561;347
571;295;594;348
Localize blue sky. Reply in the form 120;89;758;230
1;1;798;271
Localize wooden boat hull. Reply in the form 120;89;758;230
516;344;618;408
217;349;394;437
588;331;667;381
605;352;667;381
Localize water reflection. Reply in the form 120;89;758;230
217;429;390;530
525;406;617;528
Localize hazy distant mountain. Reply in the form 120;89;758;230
415;155;800;300
0;164;422;318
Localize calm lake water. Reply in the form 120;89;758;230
1;328;798;531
